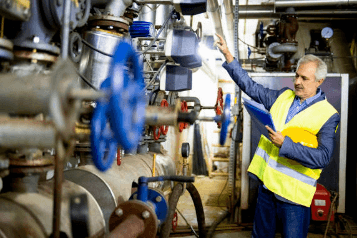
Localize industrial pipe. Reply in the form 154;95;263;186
272;43;298;54
0;119;56;148
108;215;145;238
275;0;357;8
207;0;224;39
222;0;235;52
105;0;134;17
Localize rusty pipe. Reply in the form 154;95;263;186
108;215;145;238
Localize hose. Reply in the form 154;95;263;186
159;183;206;238
206;198;240;238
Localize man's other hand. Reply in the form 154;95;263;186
266;126;285;148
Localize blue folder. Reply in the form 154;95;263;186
243;98;276;132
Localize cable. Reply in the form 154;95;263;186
324;191;338;238
76;70;99;91
139;8;175;55
217;178;228;208
143;60;168;91
238;38;259;50
82;39;114;57
176;208;199;238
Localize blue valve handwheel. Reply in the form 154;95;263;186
220;94;231;145
90;78;118;172
109;41;146;151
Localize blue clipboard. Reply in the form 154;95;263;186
243;98;276;132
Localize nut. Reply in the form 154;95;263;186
142;210;150;219
155;196;162;203
115;208;123;217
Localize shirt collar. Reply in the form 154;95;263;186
296;88;322;105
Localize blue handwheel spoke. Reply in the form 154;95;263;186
220;94;231;145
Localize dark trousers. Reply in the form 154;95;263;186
252;184;311;238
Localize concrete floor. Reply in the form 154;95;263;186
170;176;357;238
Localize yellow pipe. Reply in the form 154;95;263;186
152;153;156;176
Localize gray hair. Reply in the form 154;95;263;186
296;54;327;82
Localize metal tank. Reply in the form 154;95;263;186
64;152;176;229
0;180;106;238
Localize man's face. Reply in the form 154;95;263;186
294;61;323;102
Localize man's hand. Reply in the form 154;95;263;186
266;126;285;148
214;33;234;63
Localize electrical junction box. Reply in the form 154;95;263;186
165;29;202;69
159;64;192;91
173;0;207;15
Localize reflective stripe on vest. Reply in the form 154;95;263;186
247;89;338;207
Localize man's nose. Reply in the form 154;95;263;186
294;76;302;84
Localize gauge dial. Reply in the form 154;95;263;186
321;27;334;39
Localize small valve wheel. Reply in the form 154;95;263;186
152;126;161;140
179;101;188;132
215;87;224;128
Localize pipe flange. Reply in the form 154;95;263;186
14;50;58;62
89;20;129;33
89;15;130;26
0;38;13;51
109;200;158;238
9;156;54;167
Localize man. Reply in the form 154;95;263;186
215;33;340;238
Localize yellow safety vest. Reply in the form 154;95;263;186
247;90;338;207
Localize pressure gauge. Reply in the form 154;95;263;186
321;27;334;39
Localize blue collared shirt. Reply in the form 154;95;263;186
286;88;322;124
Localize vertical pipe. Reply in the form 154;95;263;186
241;106;251;210
61;0;71;59
207;0;224;39
139;4;157;25
155;5;170;38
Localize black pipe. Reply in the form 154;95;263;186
159;183;206;238
177;111;199;125
159;183;183;238
186;183;206;238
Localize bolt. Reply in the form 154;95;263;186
155;196;162;203
74;197;81;204
57;0;63;6
33;36;40;43
70;21;75;30
23;8;30;18
142;211;150;219
132;194;137;199
108;26;114;30
115;208;123;217
96;26;100;29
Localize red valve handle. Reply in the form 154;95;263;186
215;87;224;128
152;126;161;140
160;99;169;135
179;101;188;132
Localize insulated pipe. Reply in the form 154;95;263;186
222;0;235;52
155;5;171;38
275;0;357;8
0;120;56;149
105;0;133;17
207;0;224;39
138;4;157;24
236;5;357;19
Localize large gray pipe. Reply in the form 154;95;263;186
138;4;157;24
275;0;357;7
155;5;171;38
207;0;224;39
105;0;133;17
222;0;235;52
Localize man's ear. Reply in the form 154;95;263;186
317;78;324;86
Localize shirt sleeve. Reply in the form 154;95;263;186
279;113;340;169
223;59;288;110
